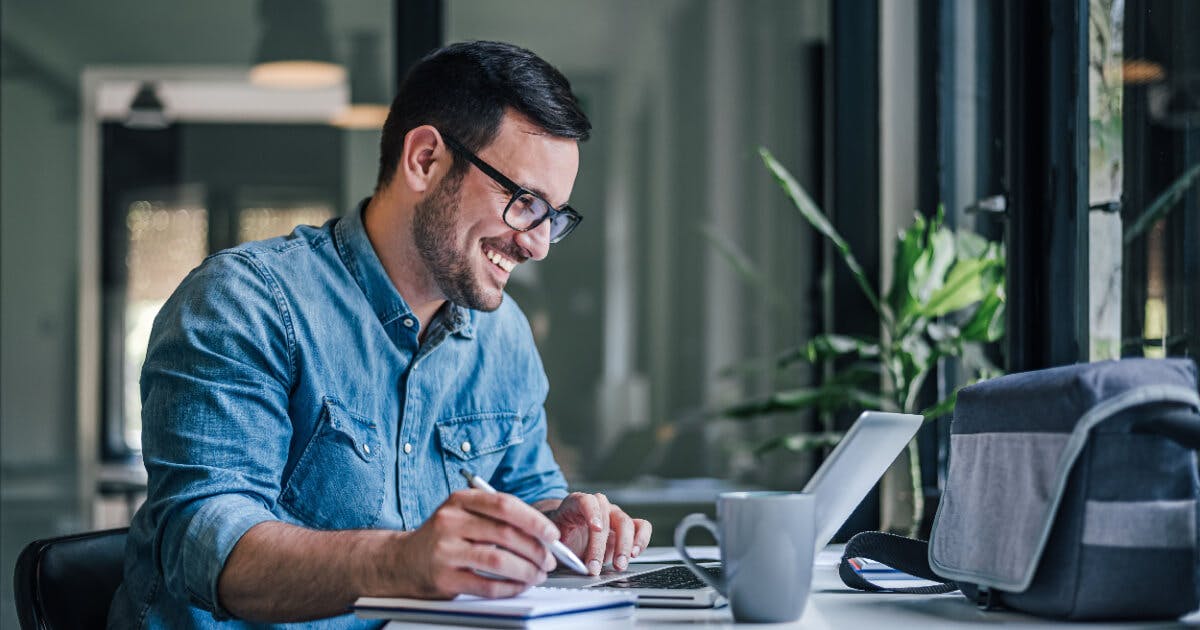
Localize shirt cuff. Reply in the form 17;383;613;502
179;493;276;621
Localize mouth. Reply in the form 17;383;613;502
482;245;518;274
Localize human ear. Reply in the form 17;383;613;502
400;125;448;194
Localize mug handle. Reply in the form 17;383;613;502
673;513;725;595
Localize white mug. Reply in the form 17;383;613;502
674;491;816;623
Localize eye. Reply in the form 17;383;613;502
512;193;540;218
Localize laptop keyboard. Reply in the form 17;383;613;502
594;565;722;590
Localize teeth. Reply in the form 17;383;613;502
485;249;516;273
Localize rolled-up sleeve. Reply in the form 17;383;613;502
139;251;293;620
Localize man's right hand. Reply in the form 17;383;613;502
379;489;561;599
219;490;560;621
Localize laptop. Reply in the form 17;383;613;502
543;410;924;607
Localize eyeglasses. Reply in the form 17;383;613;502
441;133;582;244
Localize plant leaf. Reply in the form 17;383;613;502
698;223;787;310
776;336;881;369
960;342;1004;379
759;147;887;324
960;284;1006;342
918;257;998;317
783;334;880;366
719;384;894;419
754;431;844;456
887;212;927;322
955;229;989;260
828;361;884;386
911;225;957;305
1124;162;1200;244
919;393;959;421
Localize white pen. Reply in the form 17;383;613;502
458;468;591;575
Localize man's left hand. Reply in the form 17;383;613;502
538;493;651;575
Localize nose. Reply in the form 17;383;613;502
514;219;552;261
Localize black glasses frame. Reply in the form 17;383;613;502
441;133;582;244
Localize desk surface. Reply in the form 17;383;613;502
383;591;1200;629
632;591;1200;629
381;547;1200;629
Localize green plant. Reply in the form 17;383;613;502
712;148;1006;529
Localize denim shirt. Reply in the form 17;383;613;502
108;202;569;629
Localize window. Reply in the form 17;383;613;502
1090;0;1200;361
101;123;342;459
118;194;209;450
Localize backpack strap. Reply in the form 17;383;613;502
838;531;959;594
1133;408;1200;450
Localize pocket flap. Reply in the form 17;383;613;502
323;397;380;463
437;413;524;461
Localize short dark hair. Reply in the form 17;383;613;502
376;41;591;191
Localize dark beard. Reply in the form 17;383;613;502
412;172;504;312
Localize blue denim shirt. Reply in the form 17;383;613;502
109;202;569;629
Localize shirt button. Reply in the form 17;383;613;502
461;441;472;453
403;442;413;454
362;443;371;454
402;318;415;328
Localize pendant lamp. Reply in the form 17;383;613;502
125;82;169;130
250;0;345;89
333;30;391;129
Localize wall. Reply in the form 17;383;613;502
1;59;86;628
0;2;391;624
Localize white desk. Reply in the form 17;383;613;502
382;547;1200;629
383;592;1199;629
632;591;1200;629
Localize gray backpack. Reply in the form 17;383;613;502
840;358;1200;620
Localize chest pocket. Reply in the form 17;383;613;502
437;413;524;491
279;397;386;530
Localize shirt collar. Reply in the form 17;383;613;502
335;198;475;338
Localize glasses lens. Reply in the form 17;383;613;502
504;191;581;243
548;210;579;243
505;192;546;230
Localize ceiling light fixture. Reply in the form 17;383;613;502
250;0;345;89
333;30;390;129
124;82;169;130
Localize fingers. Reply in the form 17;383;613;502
417;491;559;592
550;493;650;574
464;544;550;586
453;490;560;545
559;492;610;576
458;512;556;575
632;519;652;557
444;568;538;600
610;508;635;570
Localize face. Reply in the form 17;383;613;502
412;113;580;311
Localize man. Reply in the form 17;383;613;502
108;41;651;628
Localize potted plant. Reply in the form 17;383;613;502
712;148;1006;534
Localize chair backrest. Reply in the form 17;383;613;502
13;528;129;630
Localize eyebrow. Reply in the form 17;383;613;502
494;172;566;210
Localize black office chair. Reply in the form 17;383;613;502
13;528;129;630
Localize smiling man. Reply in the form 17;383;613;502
108;41;650;628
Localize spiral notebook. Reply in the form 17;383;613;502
354;587;636;628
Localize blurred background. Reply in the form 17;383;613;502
2;0;1197;625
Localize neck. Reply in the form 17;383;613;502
362;191;446;331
